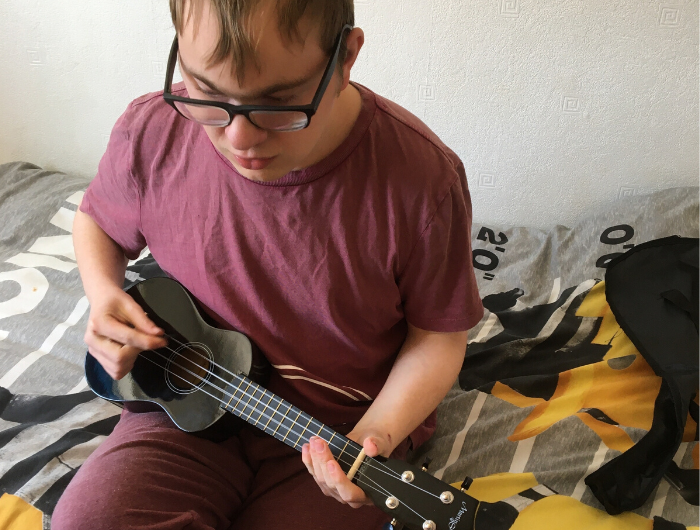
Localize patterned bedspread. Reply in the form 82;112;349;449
0;161;697;529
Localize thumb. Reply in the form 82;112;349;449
362;435;390;458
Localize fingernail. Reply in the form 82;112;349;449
312;438;325;453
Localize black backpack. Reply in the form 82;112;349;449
586;236;699;514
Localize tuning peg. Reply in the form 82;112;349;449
421;457;433;472
460;476;473;492
382;518;402;530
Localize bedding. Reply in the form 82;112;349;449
0;161;697;529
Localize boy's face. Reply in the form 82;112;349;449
177;1;360;182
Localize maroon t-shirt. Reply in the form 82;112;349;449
81;82;484;448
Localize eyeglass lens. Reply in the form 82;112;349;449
173;101;230;127
249;110;309;131
173;101;310;131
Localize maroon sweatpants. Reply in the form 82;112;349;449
52;409;407;530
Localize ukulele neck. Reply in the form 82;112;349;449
220;374;361;474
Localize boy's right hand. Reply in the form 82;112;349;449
84;284;167;380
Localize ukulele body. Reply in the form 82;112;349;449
86;276;257;432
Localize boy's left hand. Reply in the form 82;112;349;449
301;431;391;508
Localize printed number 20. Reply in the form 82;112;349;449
473;228;509;272
477;227;508;245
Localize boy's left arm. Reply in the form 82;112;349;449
301;323;468;508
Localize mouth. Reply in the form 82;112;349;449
233;154;276;171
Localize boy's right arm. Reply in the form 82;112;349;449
74;209;166;380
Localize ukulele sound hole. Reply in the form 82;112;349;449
165;342;212;394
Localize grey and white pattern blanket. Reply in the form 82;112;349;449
0;161;697;528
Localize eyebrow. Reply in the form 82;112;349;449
178;55;319;102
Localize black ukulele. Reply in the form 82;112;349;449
85;277;480;530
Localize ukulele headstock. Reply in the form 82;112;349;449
357;457;478;530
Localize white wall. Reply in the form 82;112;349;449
0;0;697;228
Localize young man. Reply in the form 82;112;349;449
53;0;483;528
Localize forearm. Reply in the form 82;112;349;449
73;209;129;302
352;324;468;455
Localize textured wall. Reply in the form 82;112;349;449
0;1;697;228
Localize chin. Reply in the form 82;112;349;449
232;161;288;183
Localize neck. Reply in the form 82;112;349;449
299;82;362;168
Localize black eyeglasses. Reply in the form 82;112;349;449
163;25;352;132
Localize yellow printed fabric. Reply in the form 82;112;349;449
439;278;698;529
512;496;653;530
0;494;42;530
452;474;697;530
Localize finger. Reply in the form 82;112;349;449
89;337;141;380
302;443;334;497
309;437;339;498
311;437;368;507
96;314;166;351
325;459;368;508
301;443;316;477
301;444;333;497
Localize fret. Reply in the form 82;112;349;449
286;406;304;442
257;388;275;427
241;380;255;421
309;419;327;445
221;376;356;461
247;383;262;424
283;409;303;443
338;439;350;462
249;383;267;426
272;402;292;439
312;425;346;460
263;395;284;433
225;377;245;414
295;414;314;448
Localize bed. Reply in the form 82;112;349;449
0;160;697;529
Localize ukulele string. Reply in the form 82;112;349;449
144;334;441;502
136;347;438;518
147;336;365;463
154;333;374;461
355;473;429;523
135;349;357;471
132;353;432;513
153;334;443;501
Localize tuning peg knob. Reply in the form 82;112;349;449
421;457;433;472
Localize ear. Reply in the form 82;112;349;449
339;27;365;92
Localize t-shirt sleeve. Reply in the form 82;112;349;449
398;167;484;332
79;103;146;260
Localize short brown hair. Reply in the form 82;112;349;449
170;0;354;81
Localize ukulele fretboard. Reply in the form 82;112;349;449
220;374;361;473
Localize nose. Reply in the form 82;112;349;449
224;114;268;152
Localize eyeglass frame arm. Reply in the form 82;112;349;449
162;24;353;128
